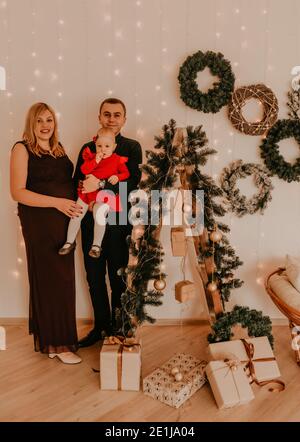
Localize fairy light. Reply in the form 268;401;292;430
155;85;161;91
50;72;58;82
34;69;41;77
29;86;35;92
57;91;62;97
136;109;141;115
104;14;111;22
241;25;246;31
31;52;37;57
136;56;142;63
216;32;221;39
17;258;23;264
115;30;123;39
107;51;113;57
235;8;240;14
58;55;63;61
1;1;7;8
12;270;20;279
58;19;64;25
136;21;142;29
114;69;120;76
107;89;113;95
161;101;167;106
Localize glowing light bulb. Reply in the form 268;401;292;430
104;14;111;22
161;101;167;106
12;270;20;279
29;86;36;92
6;91;12;97
229;131;234;136
107;52;113;57
56;112;61;120
216;32;221;38
17;258;23;264
1;1;7;8
155;85;161;91
256;277;263;285
260;232;265;238
31;52;37;57
136;0;141;5
58;19;64;25
115;30;123;39
107;90;113;95
241;25;246;31
162;48;167;53
114;69;120;76
136;109;141;115
262;9;268;14
34;69;41;77
235;8;240;14
58;92;62;97
136;56;142;63
58;55;63;61
51;73;58;81
233;62;239;67
228;149;232;154
136;21;142;28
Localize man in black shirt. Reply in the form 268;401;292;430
73;98;142;347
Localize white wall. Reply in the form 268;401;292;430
1;0;300;320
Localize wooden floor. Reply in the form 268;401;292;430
0;323;300;422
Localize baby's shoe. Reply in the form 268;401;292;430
58;242;76;255
88;245;101;258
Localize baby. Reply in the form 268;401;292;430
59;128;129;258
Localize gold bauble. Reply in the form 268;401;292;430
171;367;179;375
207;282;218;292
154;278;166;291
174;372;183;382
210;230;222;243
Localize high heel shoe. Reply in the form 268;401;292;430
48;352;82;364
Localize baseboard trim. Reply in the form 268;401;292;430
0;317;289;326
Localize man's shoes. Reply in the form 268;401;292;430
78;329;102;348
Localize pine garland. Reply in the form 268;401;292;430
207;305;274;348
260;119;300;182
220;160;274;217
178;50;235;113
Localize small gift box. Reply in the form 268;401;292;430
208;336;281;384
175;280;196;303
171;227;186;256
143;353;206;408
205;360;255;409
100;336;141;391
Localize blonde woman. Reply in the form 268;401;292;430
10;102;82;364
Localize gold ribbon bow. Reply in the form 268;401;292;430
240;339;285;392
103;336;140;390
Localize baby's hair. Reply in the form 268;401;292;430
95;127;115;142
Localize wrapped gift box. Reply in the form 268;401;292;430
100;337;141;391
171;227;186;256
208;336;281;383
206;360;254;409
143;353;206;408
175;280;196;303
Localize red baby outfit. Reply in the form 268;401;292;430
78;147;129;212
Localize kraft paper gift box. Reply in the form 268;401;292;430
208;336;281;383
175;280;196;303
143;353;206;408
100;337;141;391
205;360;255;409
171;227;186;256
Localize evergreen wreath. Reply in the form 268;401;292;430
228;84;278;135
220;160;274;217
260;119;300;182
178;50;235;113
207;305;274;348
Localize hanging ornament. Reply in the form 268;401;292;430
171;367;179;375
174;372;183;382
154;278;166;291
207;281;218;292
210;229;222;243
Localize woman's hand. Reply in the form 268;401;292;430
108;175;119;185
55;198;83;218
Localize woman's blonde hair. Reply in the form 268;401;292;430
23;102;65;157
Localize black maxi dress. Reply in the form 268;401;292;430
16;141;78;353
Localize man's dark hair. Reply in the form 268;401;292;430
99;98;126;116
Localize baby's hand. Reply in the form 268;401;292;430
108;175;119;185
96;152;103;163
